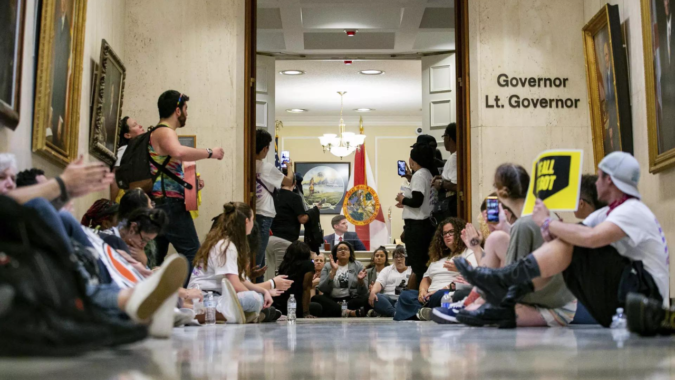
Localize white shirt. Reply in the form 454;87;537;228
668;15;672;63
331;264;351;299
376;265;412;299
334;233;345;246
256;160;285;217
402;168;434;220
442;152;457;184
114;145;127;167
424;249;477;293
583;199;670;306
188;240;240;292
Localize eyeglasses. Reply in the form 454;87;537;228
393;254;406;259
138;231;153;245
336;247;350;252
177;93;183;106
442;230;455;237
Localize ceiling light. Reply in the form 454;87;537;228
279;70;305;75
286;109;308;113
344;60;353;65
344;30;358;37
359;70;384;75
354;108;375;112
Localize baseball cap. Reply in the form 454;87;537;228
598;151;641;199
410;134;437;148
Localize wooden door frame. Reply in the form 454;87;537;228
455;0;472;222
244;0;257;209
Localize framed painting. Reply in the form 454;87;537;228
89;39;125;166
0;0;26;130
583;4;633;168
178;135;197;148
641;0;675;172
294;162;351;214
32;0;88;166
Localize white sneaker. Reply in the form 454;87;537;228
219;278;245;324
125;254;188;323
148;292;178;338
175;308;196;327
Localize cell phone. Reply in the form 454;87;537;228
486;196;500;224
397;160;406;176
281;151;290;168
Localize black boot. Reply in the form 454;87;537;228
454;255;541;305
455;302;516;329
626;292;674;337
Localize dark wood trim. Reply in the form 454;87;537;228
455;0;472;222
244;0;257;209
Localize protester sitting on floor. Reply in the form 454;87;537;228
1;154;188;338
189;202;282;324
394;217;475;321
453;152;669;333
368;246;411;317
273;241;317;318
117;188;155;222
0;153;18;194
444;164;576;328
81;199;119;230
16;168;47;187
312;241;369;317
311;253;326;297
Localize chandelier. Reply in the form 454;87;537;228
319;92;366;158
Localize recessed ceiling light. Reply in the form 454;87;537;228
354;108;375;112
286;109;308;113
359;70;384;75
279;70;305;75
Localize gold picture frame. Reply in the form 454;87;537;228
178;135;197;148
0;0;26;130
640;0;675;172
582;4;633;168
90;39;126;166
32;0;88;166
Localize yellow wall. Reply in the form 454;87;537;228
279;124;419;242
0;0;127;218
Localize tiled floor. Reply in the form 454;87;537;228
2;319;675;379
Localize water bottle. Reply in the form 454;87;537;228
610;308;627;329
204;291;216;325
441;292;453;309
287;294;297;323
189;284;204;315
341;300;348;317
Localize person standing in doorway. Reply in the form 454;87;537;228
432;123;458;221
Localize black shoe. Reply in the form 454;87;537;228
503;282;535;306
455;302;516;329
258;307;276;323
626;293;673;336
454;256;541;305
355;307;366;318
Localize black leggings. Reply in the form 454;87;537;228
311;295;369;318
404;218;435;284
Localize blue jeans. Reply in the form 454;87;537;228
238;291;264;313
154;198;200;277
24;198;123;318
255;215;274;282
373;294;398;317
393;289;449;321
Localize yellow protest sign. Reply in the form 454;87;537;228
522;150;583;215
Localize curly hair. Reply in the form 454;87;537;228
428;217;468;263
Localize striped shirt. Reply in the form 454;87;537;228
149;135;185;199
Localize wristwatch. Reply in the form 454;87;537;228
206;148;213;158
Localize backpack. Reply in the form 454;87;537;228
0;196;147;356
115;125;193;193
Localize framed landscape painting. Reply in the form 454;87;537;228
32;0;88;166
641;0;675;172
0;0;26;130
294;162;350;214
90;39;125;166
583;4;633;167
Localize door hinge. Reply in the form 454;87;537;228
250;78;255;87
458;77;463;87
459;191;465;201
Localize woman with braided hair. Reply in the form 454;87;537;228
81;199;119;230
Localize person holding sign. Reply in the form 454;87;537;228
453;152;669;333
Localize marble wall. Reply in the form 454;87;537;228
582;0;675;292
0;0;126;218
122;0;246;243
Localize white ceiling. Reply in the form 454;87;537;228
258;0;455;57
275;60;422;119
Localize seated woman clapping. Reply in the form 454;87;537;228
368;245;411;317
394;217;475;321
312;241;369;317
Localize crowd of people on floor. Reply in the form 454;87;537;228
0;89;672;355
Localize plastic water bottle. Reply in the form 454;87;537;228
610;308;627;329
441;292;453;309
287;294;297;323
341;300;348;317
204;291;216;325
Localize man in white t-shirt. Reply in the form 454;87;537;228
254;129;294;281
432;123;458;220
368;250;412;317
454;152;669;331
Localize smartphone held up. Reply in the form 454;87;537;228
486;196;500;224
281;151;290;168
